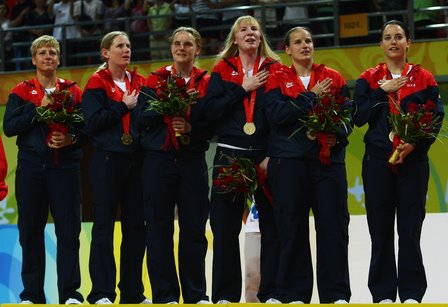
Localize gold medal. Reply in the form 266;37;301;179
306;130;316;141
180;134;190;145
121;133;133;145
243;122;256;135
389;131;396;142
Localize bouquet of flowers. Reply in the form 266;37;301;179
34;89;83;162
292;92;352;165
213;154;258;208
146;72;198;150
388;99;440;165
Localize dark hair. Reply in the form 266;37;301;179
284;26;312;47
380;20;410;40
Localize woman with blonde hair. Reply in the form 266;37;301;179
203;15;282;303
82;31;150;305
136;26;211;304
3;35;84;304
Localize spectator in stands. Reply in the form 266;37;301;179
191;0;220;55
48;0;80;66
263;26;352;304
73;0;103;37
0;1;13;71
202;15;282;304
103;0;127;31
170;0;192;29
73;0;103;65
26;0;53;41
353;20;444;304
128;0;148;61
10;0;33;70
136;26;211;304
48;0;80;41
3;35;85;305
146;0;172;59
82;31;150;305
0;134;7;201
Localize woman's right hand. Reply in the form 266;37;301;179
311;77;332;96
122;89;138;110
380;76;407;93
242;69;269;92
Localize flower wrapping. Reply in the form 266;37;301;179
291;92;352;165
388;99;440;165
146;72;198;151
34;89;83;163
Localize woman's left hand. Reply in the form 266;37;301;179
326;133;337;147
48;131;72;149
172;116;191;134
395;142;415;164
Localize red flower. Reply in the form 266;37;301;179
389;97;441;149
230;163;240;171
407;102;418;113
223;176;234;184
321;95;332;107
213;179;223;186
175;77;186;87
66;105;75;114
420;112;433;125
424;100;436;111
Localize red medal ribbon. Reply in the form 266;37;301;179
237;56;261;125
113;70;132;138
316;132;331;166
255;164;272;204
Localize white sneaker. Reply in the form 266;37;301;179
95;298;113;304
289;301;304;304
334;299;348;304
404;299;419;304
217;300;231;304
266;298;282;304
379;299;393;304
20;300;33;304
197;300;212;304
166;302;178;304
65;298;83;305
141;299;153;304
